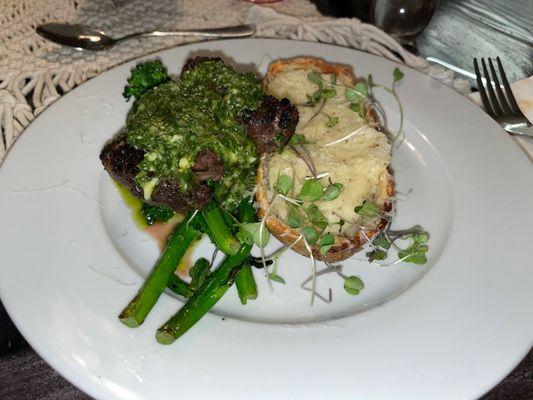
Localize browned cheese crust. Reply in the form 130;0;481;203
256;57;394;262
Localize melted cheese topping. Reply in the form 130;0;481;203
265;69;391;237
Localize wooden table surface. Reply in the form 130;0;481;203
1;0;532;399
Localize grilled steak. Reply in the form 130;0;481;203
100;134;215;212
100;57;299;213
241;96;299;155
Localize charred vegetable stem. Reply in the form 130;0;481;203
156;243;252;344
119;213;200;327
234;199;258;304
167;274;193;298
202;201;241;256
235;263;258;304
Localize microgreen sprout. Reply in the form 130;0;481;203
318;233;335;256
343;276;364;295
275;174;293;196
298;179;323;202
267;257;285;284
325;115;339;128
305;204;328;230
290;133;309;145
301;233;317;305
354;200;381;218
365;225;430;265
302;226;319;245
321;181;344;201
236;222;270;247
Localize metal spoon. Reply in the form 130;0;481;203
36;23;255;51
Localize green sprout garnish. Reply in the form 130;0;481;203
236;222;270;247
268;257;285;284
318;233;335;256
325;116;339;128
275;174;293;196
290;134;309;145
344;276;364;295
305;204;328;230
302;226;319;245
354;200;380;218
287;205;301;228
321;182;344;201
298;179;323;202
393;67;404;83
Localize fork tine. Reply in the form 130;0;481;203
481;58;503;116
473;58;494;116
496;57;523;116
488;58;512;116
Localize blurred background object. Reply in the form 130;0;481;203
311;0;533;85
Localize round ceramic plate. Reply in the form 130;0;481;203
0;39;531;400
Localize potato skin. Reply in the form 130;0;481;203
256;57;394;262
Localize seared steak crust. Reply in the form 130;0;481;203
241;96;299;155
100;134;213;212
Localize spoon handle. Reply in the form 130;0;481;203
118;25;255;42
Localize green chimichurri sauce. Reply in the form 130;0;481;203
125;60;263;210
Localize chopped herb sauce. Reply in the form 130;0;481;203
125;60;263;210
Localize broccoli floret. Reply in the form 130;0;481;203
123;60;170;101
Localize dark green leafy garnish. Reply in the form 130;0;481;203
141;203;175;225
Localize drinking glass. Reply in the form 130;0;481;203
370;0;439;49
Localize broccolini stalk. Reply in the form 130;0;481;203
119;212;200;327
156;243;252;344
201;201;241;256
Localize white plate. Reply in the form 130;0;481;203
0;39;532;400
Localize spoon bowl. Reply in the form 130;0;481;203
37;24;116;50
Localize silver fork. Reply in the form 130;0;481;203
473;57;533;139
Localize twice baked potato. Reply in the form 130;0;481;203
255;57;393;262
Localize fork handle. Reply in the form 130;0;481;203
505;125;533;139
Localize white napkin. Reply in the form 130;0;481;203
468;76;533;161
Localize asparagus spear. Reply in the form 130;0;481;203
201;201;241;256
167;274;193;298
156;243;252;344
119;213;200;327
234;262;257;304
234;199;258;304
